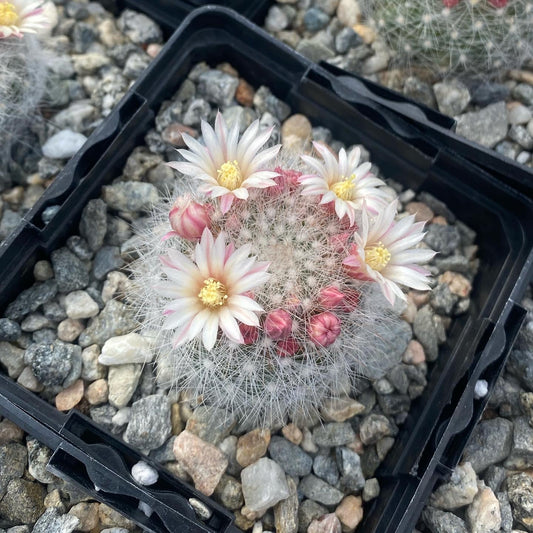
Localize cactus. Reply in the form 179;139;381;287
360;0;533;74
128;114;436;429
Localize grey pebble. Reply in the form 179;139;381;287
433;80;471;116
0;442;27;499
298;499;328;533
508;125;533;150
123;395;172;453
116;9;162;45
470;81;509;107
102;181;160;213
253;86;292;122
24;341;81;388
78;299;138;347
312;422;355;447
462;417;513;474
303;8;329;32
422;506;468;533
455;102;508;148
66;235;93;261
51;248;89;292
32;507;79;533
198;70;239;108
424;224;461;256
0;319;21;341
268;436;313;477
336;446;365;492
413;305;439;362
5;280;58;320
79;199;107;251
298;474;344;506
93;246;125;281
359;414;397;445
512;83;533;106
313;454;339;486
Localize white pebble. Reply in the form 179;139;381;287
42;129;87;159
138;501;153;517
64;290;99;319
99;332;153;365
474;379;489;399
131;461;159;486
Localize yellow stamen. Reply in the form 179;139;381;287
331;174;356;201
198;277;228;308
217;160;242;190
0;2;18;26
365;242;391;272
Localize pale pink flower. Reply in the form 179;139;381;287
343;200;436;305
0;0;48;38
264;308;292;340
300;142;389;226
168;195;211;241
318;286;345;309
308;312;341;347
157;229;270;351
168;112;281;214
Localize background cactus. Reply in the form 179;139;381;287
360;0;533;75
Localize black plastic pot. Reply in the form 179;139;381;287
115;0;270;34
0;7;532;533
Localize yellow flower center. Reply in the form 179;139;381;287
217;160;242;191
331;174;356;201
365;242;391;272
0;2;18;26
198;277;228;308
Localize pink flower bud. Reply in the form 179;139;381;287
308;312;341;347
169;196;211;240
487;0;507;6
240;324;259;345
318;286;345;309
442;0;460;6
264;308;292;340
340;289;361;312
276;337;300;357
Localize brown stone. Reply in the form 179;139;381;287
409;290;431;307
281;423;303;445
162;123;198;147
431;215;448;225
308;513;343;533
236;428;271;468
335;495;364;532
171;402;184;434
405;201;434;222
0;419;24;444
402;340;426;365
69;502;100;532
17;366;44;392
57;318;84;342
98;503;136;529
439;271;472;298
281;114;312;143
321;397;366;422
84;378;108;405
55;379;84;411
173;430;228;496
235;79;255;107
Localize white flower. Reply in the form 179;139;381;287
343;200;436;305
168;112;281;214
156;229;270;351
0;0;48;38
300;142;389;226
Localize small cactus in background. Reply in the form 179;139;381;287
0;1;51;163
360;0;533;74
130;113;436;429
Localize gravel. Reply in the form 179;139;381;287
0;1;530;531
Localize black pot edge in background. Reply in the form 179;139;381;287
0;7;532;533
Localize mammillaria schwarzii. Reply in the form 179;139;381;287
360;0;533;74
131;113;436;428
